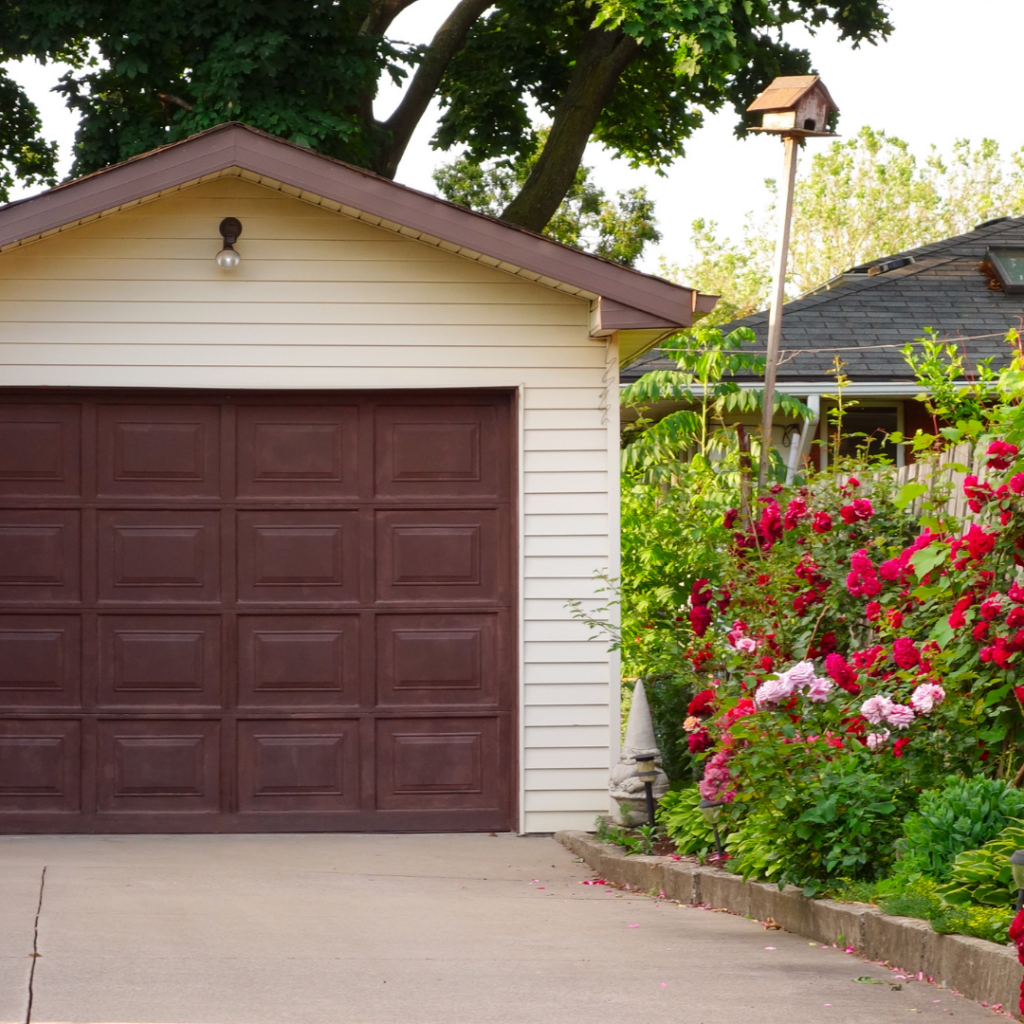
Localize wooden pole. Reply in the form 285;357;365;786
757;134;800;489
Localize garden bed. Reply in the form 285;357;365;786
557;829;1024;1015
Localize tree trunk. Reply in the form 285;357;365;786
499;26;639;233
370;0;492;179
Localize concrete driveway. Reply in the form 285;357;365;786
0;833;1003;1024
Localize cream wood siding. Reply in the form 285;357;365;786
0;174;617;833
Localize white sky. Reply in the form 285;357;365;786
6;0;1024;273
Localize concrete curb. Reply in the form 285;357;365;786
556;829;1023;1013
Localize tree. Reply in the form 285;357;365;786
0;0;892;222
668;128;1024;324
433;132;660;265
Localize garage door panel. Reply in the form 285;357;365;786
0;404;81;497
238;615;359;707
237;511;359;603
98;615;221;708
375;717;504;811
0;720;81;812
375;404;506;499
237;719;360;811
376;614;500;707
96;404;221;498
0;389;514;834
0;510;80;603
97;719;221;813
376;510;503;603
236;405;359;498
0;615;81;708
97;510;221;603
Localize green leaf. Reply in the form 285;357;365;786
894;482;928;509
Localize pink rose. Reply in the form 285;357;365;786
860;695;893;725
784;660;818;689
884;703;915;729
910;683;945;714
735;637;758;654
754;677;796;708
805;677;834;703
866;730;891;751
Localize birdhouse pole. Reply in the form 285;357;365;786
758;135;800;489
746;76;838;490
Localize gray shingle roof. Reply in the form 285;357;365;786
622;217;1024;384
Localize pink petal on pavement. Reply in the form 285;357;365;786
764;946;776;950
628;923;639;928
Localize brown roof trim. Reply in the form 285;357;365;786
0;122;712;329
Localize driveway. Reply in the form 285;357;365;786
0;833;1002;1024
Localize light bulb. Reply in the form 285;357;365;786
216;247;240;269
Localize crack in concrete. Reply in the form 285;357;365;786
25;866;45;1024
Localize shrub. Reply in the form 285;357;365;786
726;754;908;895
940;823;1024;906
657;786;718;857
895;777;1024;882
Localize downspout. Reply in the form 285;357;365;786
785;395;821;485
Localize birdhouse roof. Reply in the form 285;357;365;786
747;75;838;115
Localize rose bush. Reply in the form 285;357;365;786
653;334;1024;898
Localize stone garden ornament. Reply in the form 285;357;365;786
608;680;669;826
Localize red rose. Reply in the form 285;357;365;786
687;689;716;717
812;510;833;534
689;604;712;637
986;440;1019;470
892;636;919;669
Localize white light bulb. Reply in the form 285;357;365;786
216;247;240;269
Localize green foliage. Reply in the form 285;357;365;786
930;904;1015;944
939;823;1024;907
893;777;1024;882
667;128;1024;318
877;877;942;920
643;676;699;784
433;132;659;266
726;755;909;896
0;1;892;211
435;0;891;171
593;817;657;855
876;876;1015;944
0;1;396;184
657;786;717;857
827;878;881;904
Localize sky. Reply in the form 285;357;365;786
6;0;1024;274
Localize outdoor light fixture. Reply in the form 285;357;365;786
633;754;659;828
216;217;242;269
698;798;727;859
1011;850;1024;911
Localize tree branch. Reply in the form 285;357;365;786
359;0;421;38
371;0;492;179
500;26;640;233
158;92;194;111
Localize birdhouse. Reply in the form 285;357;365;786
747;75;838;137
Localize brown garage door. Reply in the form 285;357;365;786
0;390;515;833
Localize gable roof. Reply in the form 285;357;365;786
0;122;714;344
622;216;1024;386
747;75;837;115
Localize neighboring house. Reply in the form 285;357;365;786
0;122;713;836
622;217;1024;469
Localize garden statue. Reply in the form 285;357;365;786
608;679;669;826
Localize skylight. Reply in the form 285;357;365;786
987;247;1024;294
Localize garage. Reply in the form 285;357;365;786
0;389;515;832
0;122;709;832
